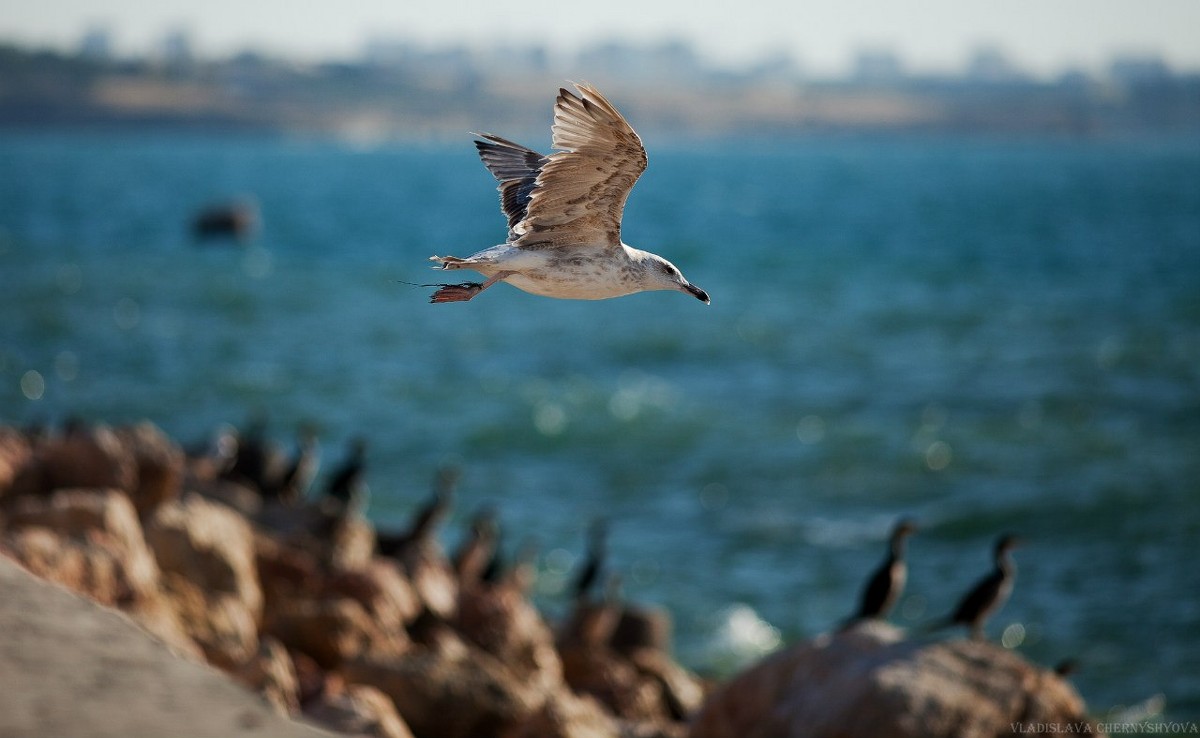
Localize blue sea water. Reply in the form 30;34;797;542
1;131;1198;719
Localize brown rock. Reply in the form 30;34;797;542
265;596;407;670
289;650;329;708
233;636;302;716
190;476;263;519
36;425;138;495
144;493;263;620
344;645;544;738
396;540;459;619
456;582;563;695
0;427;32;498
124;590;205;660
114;422;184;516
322;559;421;632
688;622;1103;738
626;648;706;721
4;488;160;605
3;526;120;603
611;606;674;656
159;572;259;669
304;683;414;738
329;514;376;570
256;531;322;621
501;689;620;738
560;645;669;724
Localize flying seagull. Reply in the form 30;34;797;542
428;83;709;305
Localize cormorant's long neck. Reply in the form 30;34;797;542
889;534;908;561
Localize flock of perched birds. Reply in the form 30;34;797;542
206;419;1023;643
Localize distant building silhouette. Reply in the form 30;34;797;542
853;48;905;84
966;44;1026;83
78;26;113;61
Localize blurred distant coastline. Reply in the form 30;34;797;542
1;37;1197;140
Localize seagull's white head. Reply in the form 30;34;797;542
631;248;710;304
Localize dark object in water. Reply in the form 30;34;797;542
191;200;258;242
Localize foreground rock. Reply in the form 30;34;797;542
0;555;330;738
2;421;1108;738
689;621;1102;738
145;493;264;667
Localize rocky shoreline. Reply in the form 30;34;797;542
0;421;1104;737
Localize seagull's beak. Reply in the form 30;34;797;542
683;283;710;304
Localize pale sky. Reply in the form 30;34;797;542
3;0;1199;76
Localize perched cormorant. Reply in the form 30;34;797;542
409;466;458;542
945;533;1022;639
225;416;288;494
453;506;499;585
267;427;319;504
502;538;540;595
322;436;368;514
376;466;458;558
560;572;624;649
851;518;918;623
570;518;608;602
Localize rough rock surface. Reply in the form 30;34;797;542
141;493;267;667
114;421;185;515
501;689;621;738
146;493;263;619
0;427;31;497
0;554;331;738
264;595;407;669
456;581;564;694
29;426;138;496
303;683;415;738
233;636;303;716
4;488;160;606
688;621;1102;738
344;646;543;738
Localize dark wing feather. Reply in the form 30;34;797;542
473;134;548;238
951;569;1003;625
857;559;895;619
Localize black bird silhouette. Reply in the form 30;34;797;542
570;518;608;602
225;416;274;491
376;466;458;558
267;426;319;504
940;533;1022;639
322;436;368;514
850;518;918;624
453;505;500;586
409;466;459;542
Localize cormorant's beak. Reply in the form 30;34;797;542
684;283;710;304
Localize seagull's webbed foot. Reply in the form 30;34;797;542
428;271;515;305
430;282;484;303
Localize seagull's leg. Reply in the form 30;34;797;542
429;271;515;303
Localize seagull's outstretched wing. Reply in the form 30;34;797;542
474;134;548;240
514;84;648;251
